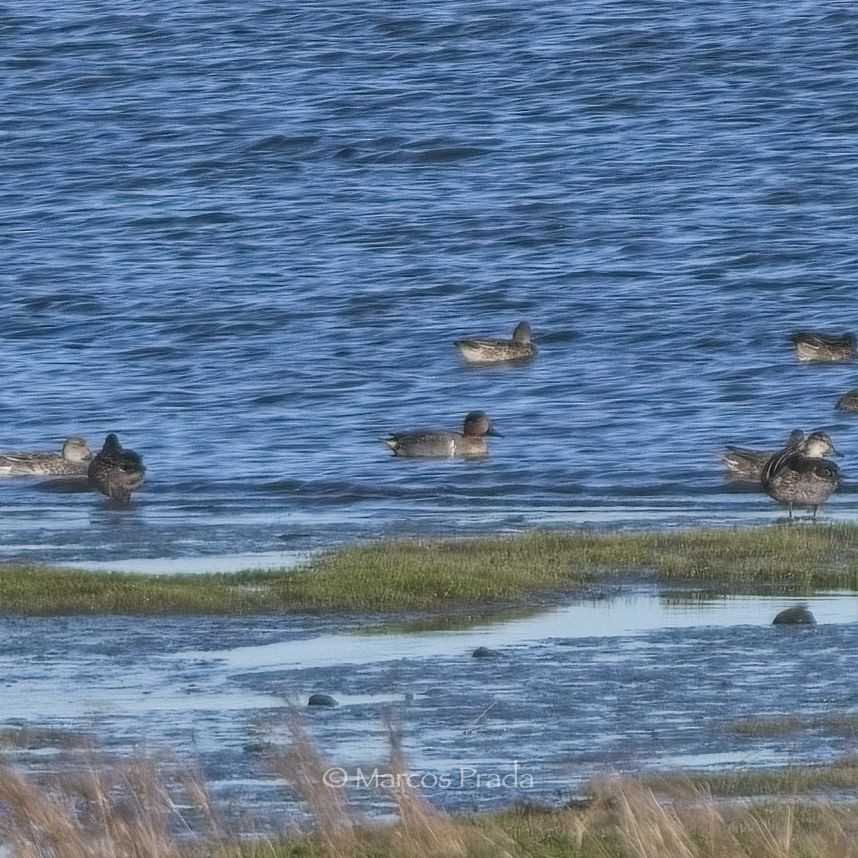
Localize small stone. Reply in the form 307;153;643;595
472;646;499;659
772;605;816;625
307;693;338;707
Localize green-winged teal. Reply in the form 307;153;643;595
721;429;804;481
0;436;92;477
454;321;537;365
384;410;499;458
789;331;856;363
88;433;146;502
835;389;858;413
761;430;841;519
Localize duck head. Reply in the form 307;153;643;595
463;411;500;438
804;431;841;458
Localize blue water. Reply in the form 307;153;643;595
2;1;856;564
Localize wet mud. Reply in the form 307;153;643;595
0;589;855;828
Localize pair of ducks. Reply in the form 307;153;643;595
385;322;536;458
0;434;145;503
722;430;841;519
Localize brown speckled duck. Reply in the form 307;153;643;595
454;321;537;365
384;411;499;458
0;436;92;477
789;331;856;363
761;430;841;520
87;433;146;502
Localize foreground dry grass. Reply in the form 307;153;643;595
0;523;854;614
0;734;854;858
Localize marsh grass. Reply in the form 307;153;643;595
642;757;858;797
0;524;854;615
725;715;858;739
0;746;854;858
0;727;93;751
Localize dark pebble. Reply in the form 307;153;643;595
472;646;500;659
773;605;816;625
307;693;338;707
243;741;275;756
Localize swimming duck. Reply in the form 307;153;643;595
87;433;145;502
454;321;537;365
0;436;92;477
789;331;856;363
835;389;858;413
761;430;841;519
721;429;804;481
384;410;499;458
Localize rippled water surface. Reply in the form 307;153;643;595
2;1;856;563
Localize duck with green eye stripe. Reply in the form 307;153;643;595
384;411;500;458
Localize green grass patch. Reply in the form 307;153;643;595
0;725;93;751
270;523;857;611
724;714;858;738
0;523;854;615
643;756;858;797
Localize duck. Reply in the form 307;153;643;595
789;331;856;363
721;429;805;481
760;430;841;519
384;410;499;458
835;389;858;413
87;433;146;502
454;321;537;365
0;436;93;477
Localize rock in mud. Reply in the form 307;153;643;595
772;605;816;625
472;646;500;659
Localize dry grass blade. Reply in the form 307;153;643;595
385;725;518;858
0;757;231;858
272;712;358;855
0;763;93;857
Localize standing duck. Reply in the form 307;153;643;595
789;331;856;363
0;436;92;477
454;322;537;365
87;433;146;502
384;410;499;458
721;429;804;481
761;430;841;520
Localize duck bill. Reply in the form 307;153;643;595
487;428;502;437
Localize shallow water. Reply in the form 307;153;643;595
1;590;855;823
2;3;857;833
1;0;857;565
